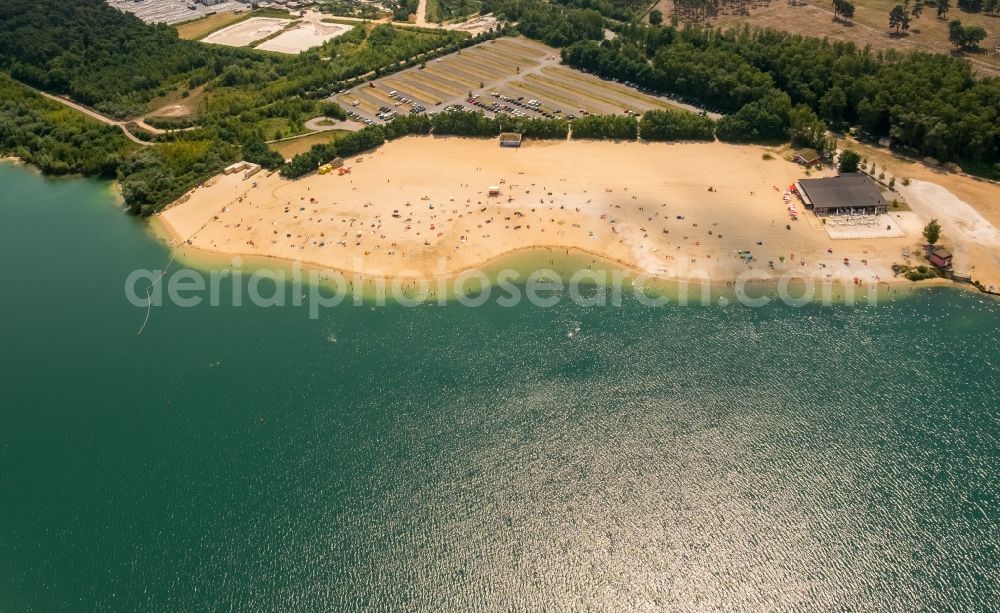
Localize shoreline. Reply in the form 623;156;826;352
1;156;124;203
154;136;1000;300
151;193;967;306
5;144;994;303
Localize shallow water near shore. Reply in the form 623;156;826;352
156;218;926;308
2;163;999;610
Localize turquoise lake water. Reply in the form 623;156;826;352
1;163;998;611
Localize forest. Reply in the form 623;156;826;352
484;0;606;46
639;109;716;141
555;21;999;165
280;111;573;179
0;0;468;119
0;74;132;177
0;0;220;119
0;0;473;214
479;0;999;166
3;0;999;215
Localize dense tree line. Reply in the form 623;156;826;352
0;0;467;123
484;0;605;46
316;0;385;20
509;117;570;138
242;134;285;170
120;139;236;215
570;114;638;139
558;23;999;164
281;114;434;178
638;109;715;141
0;0;476;214
715;92;791;142
432;110;506;136
552;0;639;21
0;0;224;118
281;110;674;178
561;35;777;115
0;74;130;177
280;111;572;179
788;104;832;152
957;0;999;12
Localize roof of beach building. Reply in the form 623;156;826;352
797;173;886;210
931;248;952;259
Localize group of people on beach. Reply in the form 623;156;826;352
179;156;891;289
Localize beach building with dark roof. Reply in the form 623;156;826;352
796;173;887;216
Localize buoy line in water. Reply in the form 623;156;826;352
136;288;153;336
136;243;180;336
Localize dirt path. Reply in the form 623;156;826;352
37;88;204;145
415;0;429;27
36;91;153;146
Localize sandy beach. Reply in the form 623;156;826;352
157;137;1000;292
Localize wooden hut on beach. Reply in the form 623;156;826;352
928;248;953;269
499;133;522;148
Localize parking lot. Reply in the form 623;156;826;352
333;37;702;126
105;0;247;25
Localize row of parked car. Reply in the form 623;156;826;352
488;93;562;118
346;82;652;127
376;106;399;121
383;91;426;115
344;87;431;123
345;108;378;126
460;93;564;120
